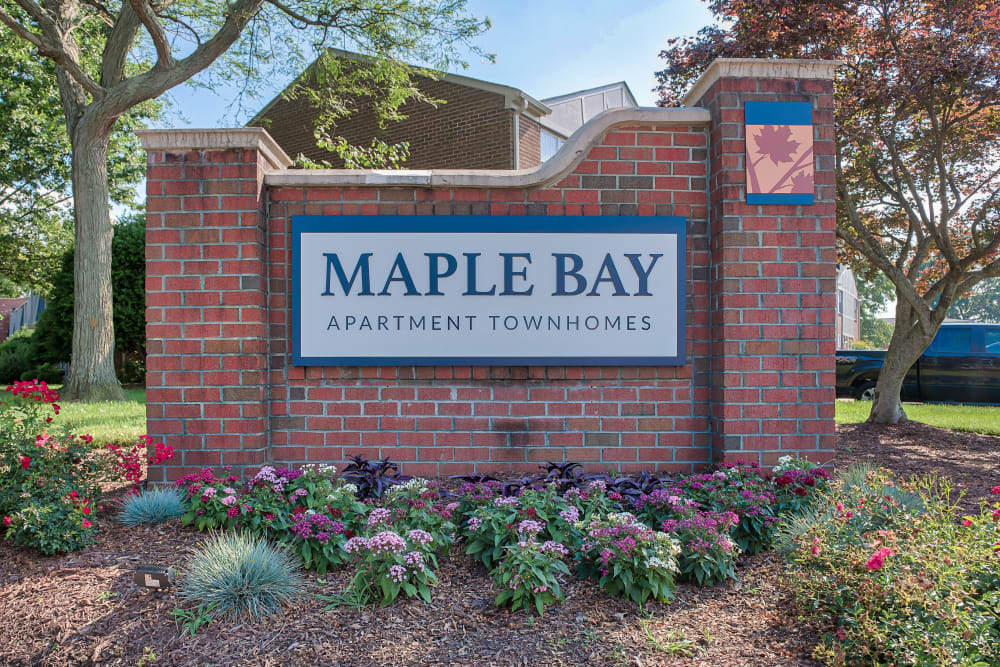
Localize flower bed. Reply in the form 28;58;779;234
0;380;173;554
780;466;1000;665
156;453;840;626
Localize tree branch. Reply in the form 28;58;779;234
80;0;115;23
101;3;142;86
836;149;931;330
0;5;105;98
105;0;265;116
128;0;174;69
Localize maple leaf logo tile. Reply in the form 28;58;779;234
745;102;814;205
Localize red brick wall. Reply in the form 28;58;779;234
144;148;271;474
144;123;713;481
697;76;837;467
265;125;711;477
518;115;542;168
252;75;518;170
142;64;837;482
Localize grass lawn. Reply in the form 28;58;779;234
45;388;1000;445
48;387;147;447
836;399;1000;436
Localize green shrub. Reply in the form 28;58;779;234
0;331;35;383
32;216;146;367
5;495;96;554
0;380;112;554
781;467;1000;666
20;362;63;384
178;532;303;621
118;487;185;526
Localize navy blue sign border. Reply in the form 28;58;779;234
291;215;687;367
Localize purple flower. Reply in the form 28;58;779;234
404;551;425;571
220;495;237;506
368;530;407;553
388;564;407;583
467;517;483;531
407;529;433;546
559;506;580;523
367;508;392;527
539;541;569;557
344;536;370;553
291;514;344;543
517;520;544;535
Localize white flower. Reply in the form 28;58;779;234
608;512;640;526
774;455;797;473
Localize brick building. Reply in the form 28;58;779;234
0;297;29;343
249;49;636;170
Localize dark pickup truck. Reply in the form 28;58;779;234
836;322;1000;403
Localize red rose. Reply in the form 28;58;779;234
19;456;30;469
82;519;92;529
82;506;91;516
992;486;1000;495
962;519;972;527
2;516;10;526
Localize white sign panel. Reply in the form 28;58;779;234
292;216;686;365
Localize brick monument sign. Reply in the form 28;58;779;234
139;58;838;482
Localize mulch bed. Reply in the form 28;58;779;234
2;422;997;667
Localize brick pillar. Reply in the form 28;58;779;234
686;59;839;467
138;129;292;482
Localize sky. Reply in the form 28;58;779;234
161;0;714;129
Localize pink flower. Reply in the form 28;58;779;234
82;506;91;516
835;628;847;641
962;519;973;527
992;509;999;522
992;486;1000;495
82;519;92;529
866;547;893;571
2;516;10;527
227;507;239;518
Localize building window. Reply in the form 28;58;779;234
540;129;564;162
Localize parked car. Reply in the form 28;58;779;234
836;322;1000;403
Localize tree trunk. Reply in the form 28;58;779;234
867;300;934;424
61;117;124;402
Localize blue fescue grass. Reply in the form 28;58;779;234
179;532;303;621
118;487;186;526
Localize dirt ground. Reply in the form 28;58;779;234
1;422;996;667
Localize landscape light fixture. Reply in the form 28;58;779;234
134;564;175;590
